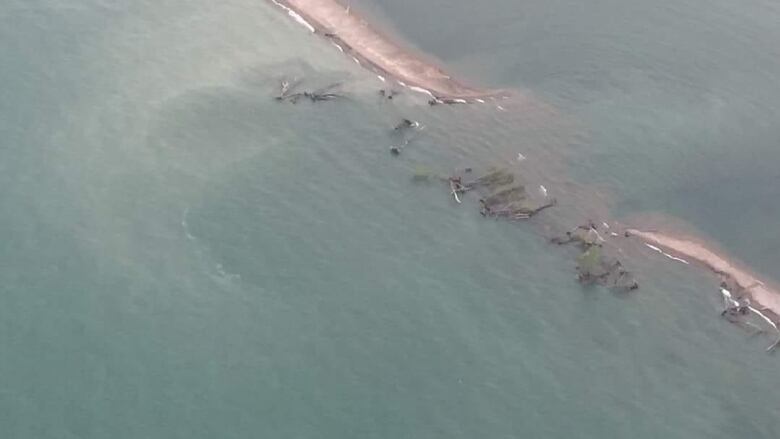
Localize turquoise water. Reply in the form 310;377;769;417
1;0;779;437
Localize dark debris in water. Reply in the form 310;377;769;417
420;166;639;292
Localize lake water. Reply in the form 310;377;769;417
1;0;779;437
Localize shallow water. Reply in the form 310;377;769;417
1;0;779;437
362;0;780;280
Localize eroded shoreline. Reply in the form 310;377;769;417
270;0;502;101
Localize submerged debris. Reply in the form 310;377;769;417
416;166;639;292
275;78;345;103
480;195;557;220
419;166;636;291
430;167;556;217
390;139;411;156
411;165;445;183
275;78;303;101
462;168;555;220
576;247;639;291
551;223;639;291
393;118;420;131
389;118;422;156
550;223;602;247
379;89;399;100
464;168;515;190
449;177;464;203
718;282;780;351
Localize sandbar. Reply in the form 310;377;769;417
270;0;501;100
271;0;780;344
627;229;780;322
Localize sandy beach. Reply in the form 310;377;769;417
627;229;780;322
270;0;500;100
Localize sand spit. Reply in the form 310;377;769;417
270;0;502;101
270;0;779;351
627;229;780;321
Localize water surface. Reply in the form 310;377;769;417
1;0;779;437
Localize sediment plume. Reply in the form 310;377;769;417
627;229;780;321
269;0;502;101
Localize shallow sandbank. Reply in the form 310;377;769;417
627;229;780;321
271;0;502;101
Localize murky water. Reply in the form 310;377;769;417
1;0;779;437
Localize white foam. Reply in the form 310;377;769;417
497;105;506;111
452;98;467;104
517;152;526;162
290;12;315;32
663;254;690;265
397;80;407;87
476;99;485;103
271;1;315;33
352;56;360;65
539;185;548;197
721;288;740;310
749;306;779;331
408;86;434;97
377;75;385;82
646;243;689;264
331;42;344;52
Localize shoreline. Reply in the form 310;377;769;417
270;0;780;347
269;0;505;101
627;229;780;323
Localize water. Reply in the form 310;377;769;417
1;0;779;437
363;0;780;279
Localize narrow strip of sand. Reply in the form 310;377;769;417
627;229;780;321
270;0;499;100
